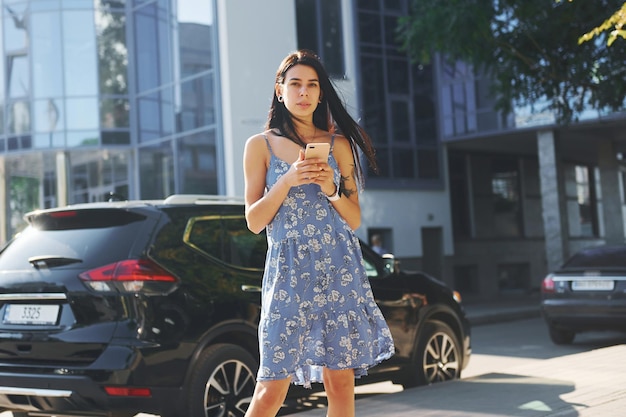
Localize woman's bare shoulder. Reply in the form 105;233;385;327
332;134;352;154
246;131;272;152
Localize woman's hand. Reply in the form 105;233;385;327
286;150;335;196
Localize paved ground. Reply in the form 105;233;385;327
288;344;626;417
285;296;626;417
7;295;625;417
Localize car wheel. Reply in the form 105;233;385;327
184;343;258;417
403;320;461;388
548;325;575;345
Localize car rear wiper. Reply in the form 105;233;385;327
28;255;83;268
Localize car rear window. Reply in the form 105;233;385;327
0;209;150;270
563;246;626;268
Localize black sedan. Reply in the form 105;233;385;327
541;245;626;344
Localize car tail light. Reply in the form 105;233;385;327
104;386;151;397
49;210;77;218
541;274;555;293
80;259;178;295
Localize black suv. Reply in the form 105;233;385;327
0;195;470;417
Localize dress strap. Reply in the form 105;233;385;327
263;134;275;156
330;134;336;151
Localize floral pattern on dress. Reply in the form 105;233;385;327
257;137;395;388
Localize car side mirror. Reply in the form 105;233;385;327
382;254;396;276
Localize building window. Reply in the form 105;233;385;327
440;58;512;138
492;158;522;237
449;153;471;238
367;228;392;255
565;163;597;237
356;0;440;186
295;0;345;78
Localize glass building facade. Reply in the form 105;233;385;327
0;0;220;240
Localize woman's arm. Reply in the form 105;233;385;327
328;136;362;230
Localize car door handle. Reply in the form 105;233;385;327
241;285;262;293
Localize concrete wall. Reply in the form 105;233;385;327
217;0;297;197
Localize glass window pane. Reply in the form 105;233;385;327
296;0;318;53
8;55;29;97
320;0;344;77
161;86;175;136
157;2;173;86
414;93;435;121
34;98;64;132
139;141;175;199
101;98;129;128
7;134;32;151
31;0;60;12
96;8;128;95
177;0;212;25
361;57;387;144
390;100;410;142
64;10;98;96
138;87;174;141
138;91;160;141
387;58;408;94
33;132;65;148
32;12;63;98
384;0;404;12
178;130;218;194
4;4;29;51
358;11;381;44
415;120;437;145
102;131;130;145
392;149;414;178
384;15;401;48
135;3;160;92
64;0;96;8
177;20;212;79
357;0;379;13
179;73;215;132
373;147;390;177
0;20;4;99
8;100;30;134
67;130;99;147
491;159;521;236
66;98;98;130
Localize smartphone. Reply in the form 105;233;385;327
304;142;331;160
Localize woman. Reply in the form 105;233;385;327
243;50;394;417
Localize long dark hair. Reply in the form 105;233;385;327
265;49;378;186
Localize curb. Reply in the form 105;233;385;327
467;306;541;326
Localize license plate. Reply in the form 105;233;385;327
3;304;60;325
571;280;615;291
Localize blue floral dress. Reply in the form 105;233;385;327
257;135;395;388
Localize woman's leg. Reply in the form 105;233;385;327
322;368;355;417
244;378;291;417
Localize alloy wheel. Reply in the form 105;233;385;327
422;330;460;383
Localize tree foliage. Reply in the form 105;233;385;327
577;1;626;46
398;0;626;123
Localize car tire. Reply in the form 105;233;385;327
548;325;575;345
183;343;258;417
402;320;462;388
